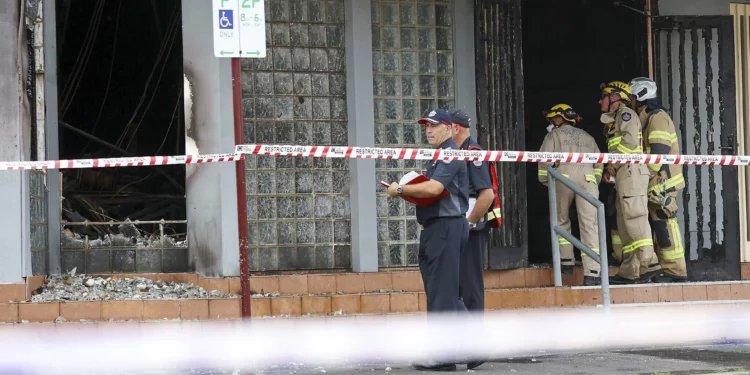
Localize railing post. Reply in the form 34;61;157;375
597;204;611;310
547;167;562;287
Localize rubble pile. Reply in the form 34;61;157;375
29;268;238;302
62;219;187;249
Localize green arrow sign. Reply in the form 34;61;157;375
244;51;261;56
220;50;235;55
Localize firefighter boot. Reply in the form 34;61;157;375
583;276;601;286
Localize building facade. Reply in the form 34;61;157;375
1;0;749;283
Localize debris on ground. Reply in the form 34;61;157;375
29;268;238;302
61;219;187;250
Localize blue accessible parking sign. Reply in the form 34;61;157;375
218;9;234;29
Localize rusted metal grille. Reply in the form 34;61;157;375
474;0;526;269
653;16;741;281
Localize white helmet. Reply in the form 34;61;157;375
628;77;658;102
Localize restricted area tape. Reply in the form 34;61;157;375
236;144;750;166
0;144;747;171
0;153;241;171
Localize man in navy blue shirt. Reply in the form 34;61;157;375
448;109;492;313
387;108;469;372
448;108;493;371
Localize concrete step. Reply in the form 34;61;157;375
2;267;750;324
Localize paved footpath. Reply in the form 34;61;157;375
245;344;750;375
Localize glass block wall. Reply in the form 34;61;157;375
30;170;49;275
242;0;351;271
371;0;456;267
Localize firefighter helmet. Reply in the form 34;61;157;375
628;77;658;102
600;81;633;103
542;103;581;125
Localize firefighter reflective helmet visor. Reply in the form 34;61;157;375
542;103;581;125
600;80;633;103
628;77;658;102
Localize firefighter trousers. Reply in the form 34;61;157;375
612;165;661;280
648;191;687;278
553;171;601;278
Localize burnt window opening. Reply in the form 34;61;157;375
521;0;648;266
55;0;187;273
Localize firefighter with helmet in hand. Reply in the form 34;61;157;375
628;77;687;283
537;104;604;286
599;81;662;284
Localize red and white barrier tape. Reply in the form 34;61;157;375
0;144;747;171
0;153;241;171
236;144;750;166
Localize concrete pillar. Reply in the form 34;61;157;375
453;0;478;139
182;0;240;277
345;0;378;272
0;0;32;282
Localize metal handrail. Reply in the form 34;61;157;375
547;166;610;310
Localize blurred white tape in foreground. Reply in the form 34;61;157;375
1;303;750;373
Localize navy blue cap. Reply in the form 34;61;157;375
448;109;471;128
417;108;453;126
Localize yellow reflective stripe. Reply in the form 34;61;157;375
593;168;603;177
611;235;622;245
648;173;685;193
616;143;643;154
581;247;600;257
661;248;684;260
648;163;662;172
585;174;597;184
608;136;622;148
622;238;654;254
481;207;502;222
559;238;571;245
538;170;548;176
669;219;684;256
648;130;678;143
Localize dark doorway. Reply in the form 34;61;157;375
55;0;187;273
521;0;648;265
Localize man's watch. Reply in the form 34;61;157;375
396;184;403;195
468;222;477;229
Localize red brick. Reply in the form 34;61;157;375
336;274;365;293
250;298;271;317
361;294;390;314
271;297;302;316
0;303;18;323
302;296;331;316
364;273;393;292
102;301;143;321
278;275;309;295
332;295;360;314
18;302;60;322
208;299;241;319
180;299;209;320
391;272;423;292
60;302;101;321
390;293;419;313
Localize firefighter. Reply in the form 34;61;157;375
599;81;662;284
628;77;688;283
537;104;604;286
446;108;500;371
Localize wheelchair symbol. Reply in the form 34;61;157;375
218;9;233;29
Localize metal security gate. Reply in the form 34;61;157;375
474;0;526;269
652;16;742;281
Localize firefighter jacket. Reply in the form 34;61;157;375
537;124;603;186
602;105;643;168
639;109;686;194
